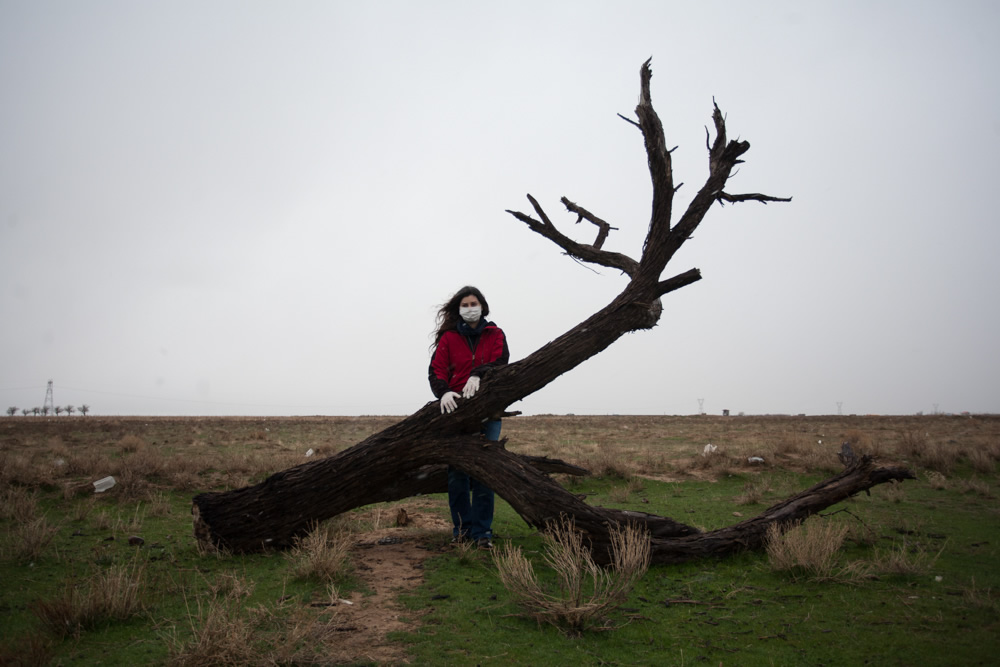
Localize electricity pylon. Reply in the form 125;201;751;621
43;380;54;413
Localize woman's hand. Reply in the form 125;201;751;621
462;376;480;399
440;391;461;414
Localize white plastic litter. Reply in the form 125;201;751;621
747;456;765;464
702;443;718;456
305;448;315;457
93;476;116;493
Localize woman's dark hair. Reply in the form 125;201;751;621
432;285;490;347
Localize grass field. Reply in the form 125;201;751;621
1;414;998;665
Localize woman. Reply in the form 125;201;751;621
428;286;509;549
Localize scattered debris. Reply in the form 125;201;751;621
305;448;315;457
93;476;116;492
702;444;718;456
128;536;145;546
747;456;764;464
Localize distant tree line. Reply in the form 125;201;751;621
5;405;90;417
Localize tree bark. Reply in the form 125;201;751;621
192;59;911;562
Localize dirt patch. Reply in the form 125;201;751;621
321;501;452;664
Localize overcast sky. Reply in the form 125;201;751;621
2;1;998;417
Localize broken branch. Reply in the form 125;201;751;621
506;196;640;277
561;197;618;250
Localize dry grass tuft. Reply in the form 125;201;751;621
872;481;907;503
607;476;645;503
118;434;147;453
286;520;353;582
344;505;393;532
895;431;968;474
844;539;943;579
119;503;146;533
734;476;770;505
207;572;256;601
590;441;634;479
32;557;147;638
636;445;673;474
925;470;949;490
149;491;173;517
493;516;649;634
765;519;848;580
0;451;46;487
165;582;346;667
115;468;154;502
918;441;960;474
165;567;348;666
960;577;999;614
92;509;113;532
165;469;202;492
165;595;259;666
897;430;929;459
4;515;59;562
955;478;993;498
967;448;996;474
231;451;286;484
452;536;479;565
70;496;96;522
0;632;54;666
844;516;881;548
67;448;114;478
0;485;39;523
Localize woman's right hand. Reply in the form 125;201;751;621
440;391;461;414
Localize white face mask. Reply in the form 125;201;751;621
459;306;482;323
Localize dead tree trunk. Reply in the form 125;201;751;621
193;59;914;561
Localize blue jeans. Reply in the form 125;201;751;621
448;419;501;541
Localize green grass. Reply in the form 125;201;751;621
0;490;364;665
395;473;1000;666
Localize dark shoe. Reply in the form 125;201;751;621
477;537;493;550
451;535;469;544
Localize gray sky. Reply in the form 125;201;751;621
2;1;998;417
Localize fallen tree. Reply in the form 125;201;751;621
193;59;915;563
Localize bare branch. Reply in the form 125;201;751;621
617;112;641;129
561;197;618;250
717;192;793;205
527;193;555;228
652;100;778;273
506;196;640;277
634;59;675;267
656;268;702;296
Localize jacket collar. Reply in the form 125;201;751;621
457;319;491;336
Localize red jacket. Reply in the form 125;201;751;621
429;322;509;397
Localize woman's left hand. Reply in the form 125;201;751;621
462;376;480;399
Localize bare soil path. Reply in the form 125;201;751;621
323;501;451;664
